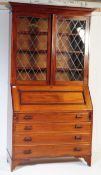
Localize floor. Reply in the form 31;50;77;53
0;152;100;175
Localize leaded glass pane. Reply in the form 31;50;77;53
16;16;48;81
56;17;86;81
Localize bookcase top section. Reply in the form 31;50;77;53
10;2;92;86
8;2;94;14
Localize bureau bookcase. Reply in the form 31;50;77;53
7;2;93;171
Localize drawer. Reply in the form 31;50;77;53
14;144;91;159
14;112;90;123
14;133;91;145
14;122;91;133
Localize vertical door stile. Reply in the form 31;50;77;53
47;15;52;85
11;13;17;85
51;14;57;85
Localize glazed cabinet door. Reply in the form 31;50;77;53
51;15;89;85
11;13;51;85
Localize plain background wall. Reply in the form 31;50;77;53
89;12;101;153
0;9;101;162
0;9;9;161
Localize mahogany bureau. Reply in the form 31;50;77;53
7;2;93;171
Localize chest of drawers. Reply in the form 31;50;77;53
11;110;92;168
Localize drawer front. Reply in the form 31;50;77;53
14;112;90;123
14;122;91;133
14;144;91;159
14;133;91;145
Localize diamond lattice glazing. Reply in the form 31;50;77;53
56;18;86;81
16;16;48;81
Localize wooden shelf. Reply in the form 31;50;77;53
17;50;83;55
17;67;82;72
17;50;47;54
17;31;48;35
58;33;80;36
57;51;84;54
56;68;83;72
17;67;47;72
17;32;80;36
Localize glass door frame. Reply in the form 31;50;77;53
11;12;51;85
51;14;90;86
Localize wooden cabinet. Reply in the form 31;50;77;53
7;2;93;171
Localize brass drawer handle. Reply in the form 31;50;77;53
75;136;82;140
76;114;82;119
23;150;32;154
24;115;33;120
24;126;32;131
74;147;81;152
75;124;83;129
24;137;32;142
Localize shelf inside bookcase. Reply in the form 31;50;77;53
17;31;48;35
56;51;84;54
17;50;47;54
56;68;83;72
17;32;82;37
17;67;82;71
17;67;47;72
17;50;84;55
